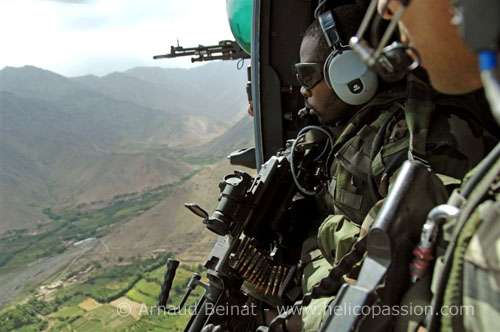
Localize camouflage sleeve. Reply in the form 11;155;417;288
300;215;360;331
424;105;497;181
300;237;333;293
462;199;500;332
300;234;335;332
302;296;334;332
316;214;361;266
377;102;497;199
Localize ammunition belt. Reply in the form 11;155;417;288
231;237;290;297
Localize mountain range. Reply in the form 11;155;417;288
0;62;252;234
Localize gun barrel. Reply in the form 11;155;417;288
153;40;250;62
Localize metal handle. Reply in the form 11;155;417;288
158;258;180;308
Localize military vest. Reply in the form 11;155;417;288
325;74;495;226
434;152;500;332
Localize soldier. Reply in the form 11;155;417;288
295;2;497;332
364;0;500;331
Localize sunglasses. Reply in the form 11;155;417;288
294;62;324;89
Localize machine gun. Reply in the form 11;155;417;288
157;133;331;332
259;160;449;332
153;40;250;63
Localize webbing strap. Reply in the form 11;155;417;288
265;236;367;332
404;73;435;161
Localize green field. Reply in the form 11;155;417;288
10;324;45;332
144;266;165;284
135;279;161;298
0;255;206;332
50;305;85;319
139;310;194;332
69;305;136;331
126;288;157;306
48;322;74;332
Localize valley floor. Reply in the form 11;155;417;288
0;254;204;332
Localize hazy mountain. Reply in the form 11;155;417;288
0;89;196;233
0;66;85;101
125;61;249;121
71;72;194;117
73;61;248;124
0;63;251;234
185;115;254;163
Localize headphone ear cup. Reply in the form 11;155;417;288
324;49;379;105
323;51;336;91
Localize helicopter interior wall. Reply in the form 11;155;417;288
257;0;318;161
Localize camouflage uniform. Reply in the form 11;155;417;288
300;73;497;331
428;153;500;332
459;178;500;332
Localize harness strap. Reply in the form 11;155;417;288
404;74;435;162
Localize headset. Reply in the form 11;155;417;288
318;10;378;105
348;0;419;83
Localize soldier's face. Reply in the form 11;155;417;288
299;36;352;125
377;0;482;94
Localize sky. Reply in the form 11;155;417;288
0;0;235;77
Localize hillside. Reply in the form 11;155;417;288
0;88;199;233
0;62;254;312
0;64;251;234
0;158;254;308
89;159;250;264
185;115;254;163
